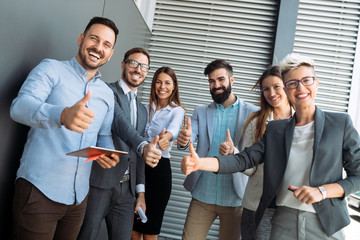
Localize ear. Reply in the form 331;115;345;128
107;49;114;62
230;76;235;85
121;61;126;71
77;33;84;47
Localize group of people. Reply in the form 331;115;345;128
9;15;360;240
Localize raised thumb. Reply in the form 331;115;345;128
151;135;159;146
159;128;166;137
78;90;92;106
226;129;232;142
186;117;191;130
189;141;196;156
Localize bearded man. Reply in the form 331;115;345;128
177;59;258;240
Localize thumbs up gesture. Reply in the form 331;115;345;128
181;142;199;175
60;90;95;133
143;135;162;168
219;129;234;156
177;117;192;148
158;128;172;151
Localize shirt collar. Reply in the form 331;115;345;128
70;57;101;82
215;96;240;110
119;79;138;95
150;101;174;113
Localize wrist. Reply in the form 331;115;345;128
138;141;149;156
318;186;327;200
178;140;190;150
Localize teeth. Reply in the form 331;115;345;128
131;74;140;79
297;94;308;98
89;52;100;59
270;97;279;101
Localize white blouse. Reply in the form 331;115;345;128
276;121;315;212
145;102;185;158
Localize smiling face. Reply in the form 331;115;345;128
76;23;115;71
121;53;149;91
155;72;175;103
208;68;234;104
283;65;318;110
262;75;288;109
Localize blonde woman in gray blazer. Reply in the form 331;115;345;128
181;53;360;239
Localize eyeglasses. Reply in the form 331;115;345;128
125;59;150;73
284;76;316;89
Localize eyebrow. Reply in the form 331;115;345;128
89;34;113;48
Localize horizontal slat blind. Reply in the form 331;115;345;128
293;0;360;112
138;1;279;239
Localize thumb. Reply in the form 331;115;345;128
226;129;232;142
186;117;191;130
151;135;159;147
189;142;196;157
159;128;166;137
78;90;92;106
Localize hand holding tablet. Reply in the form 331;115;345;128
66;146;127;161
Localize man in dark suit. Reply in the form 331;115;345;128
78;47;162;240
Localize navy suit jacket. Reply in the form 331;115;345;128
218;107;360;236
90;82;146;196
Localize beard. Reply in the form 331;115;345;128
210;83;232;104
122;65;145;88
77;47;105;71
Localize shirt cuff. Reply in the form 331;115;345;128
234;147;239;154
137;141;149;156
177;140;190;150
136;184;145;193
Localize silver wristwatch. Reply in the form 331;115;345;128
318;186;327;200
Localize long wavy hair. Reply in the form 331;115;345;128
243;65;290;142
148;67;185;122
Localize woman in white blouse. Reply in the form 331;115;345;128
132;67;185;240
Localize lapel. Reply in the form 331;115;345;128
234;98;243;143
312;107;325;161
115;83;131;115
206;102;216;143
284;116;296;161
136;96;146;130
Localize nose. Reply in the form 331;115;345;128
134;64;141;72
93;41;101;51
296;80;306;90
269;88;276;96
214;81;221;89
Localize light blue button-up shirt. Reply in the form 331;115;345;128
10;57;115;205
192;99;242;207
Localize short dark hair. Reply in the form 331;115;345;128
204;59;233;77
84;16;119;45
123;47;150;65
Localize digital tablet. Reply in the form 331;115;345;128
66;146;128;158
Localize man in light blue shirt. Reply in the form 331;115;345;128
10;17;120;240
177;59;258;240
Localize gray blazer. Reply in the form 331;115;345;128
90;82;146;196
183;98;258;198
218;107;360;236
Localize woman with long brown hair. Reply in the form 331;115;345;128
239;65;293;240
132;67;185;240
